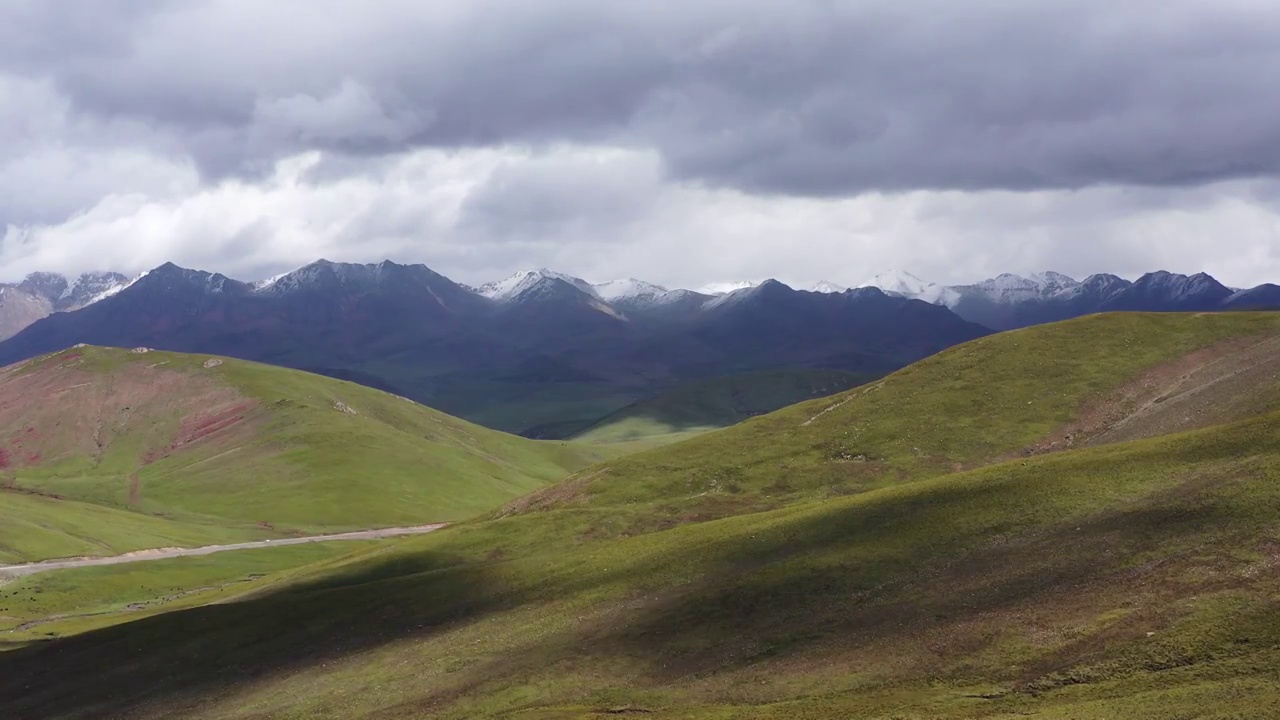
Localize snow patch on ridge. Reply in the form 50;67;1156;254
592;278;668;301
478;269;599;302
252;270;294;291
84;277;134;305
855;270;956;304
697;280;757;295
804;280;847;294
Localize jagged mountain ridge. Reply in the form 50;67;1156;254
4;262;1276;344
859;268;1274;330
0;271;130;340
0;260;990;436
3;259;1277;435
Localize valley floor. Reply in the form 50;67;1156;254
0;523;447;578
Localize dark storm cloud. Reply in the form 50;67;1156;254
4;0;1280;196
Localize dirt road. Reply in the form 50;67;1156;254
0;524;448;578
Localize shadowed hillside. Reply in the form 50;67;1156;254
507;312;1280;537
554;369;874;445
5;313;1280;718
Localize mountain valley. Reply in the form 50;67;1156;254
0;262;986;440
10;4;1280;718
3;261;1277;445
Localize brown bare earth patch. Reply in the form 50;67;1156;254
496;469;607;517
0;349;260;473
1024;332;1280;457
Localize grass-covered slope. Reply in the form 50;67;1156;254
529;312;1280;531
6;312;1280;718
5;401;1280;718
0;541;373;649
0;492;270;565
0;346;602;561
569;369;872;445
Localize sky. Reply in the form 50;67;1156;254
3;0;1280;290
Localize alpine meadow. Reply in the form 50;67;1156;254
4;312;1280;718
6;2;1280;718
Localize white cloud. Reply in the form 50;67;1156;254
0;75;197;226
4;145;1280;290
2;2;1280;291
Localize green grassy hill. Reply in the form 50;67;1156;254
525;312;1280;534
0;541;373;650
0;346;603;562
568;369;872;446
6;312;1280;718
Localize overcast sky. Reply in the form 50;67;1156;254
3;0;1280;290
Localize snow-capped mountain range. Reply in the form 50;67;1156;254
676;268;1270;330
843;269;1260;330
3;258;1279;437
3;262;1277;343
0;260;992;438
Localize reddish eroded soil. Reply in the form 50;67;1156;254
0;349;261;474
1025;331;1280;457
141;400;259;465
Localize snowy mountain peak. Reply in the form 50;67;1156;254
63;272;131;308
252;259;464;294
17;272;69;300
533;269;597;298
477;270;543;301
1131;270;1231;300
252;271;292;291
253;259;379;293
592;278;668;302
804;280;848;294
965;271;1081;303
138;262;244;295
697;280;757;296
855;270;935;298
9;270;130;310
1026;271;1080;290
477;269;597;303
702;279;794;310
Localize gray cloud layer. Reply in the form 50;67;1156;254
7;0;1280;195
2;1;1280;289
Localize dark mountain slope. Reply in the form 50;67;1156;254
691;282;990;373
931;269;1275;330
0;262;990;436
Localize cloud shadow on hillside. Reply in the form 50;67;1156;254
0;549;517;718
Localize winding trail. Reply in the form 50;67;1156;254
0;524;448;578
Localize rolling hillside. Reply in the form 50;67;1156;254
484;312;1280;547
0;346;602;563
555;369;873;445
5;312;1280;718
